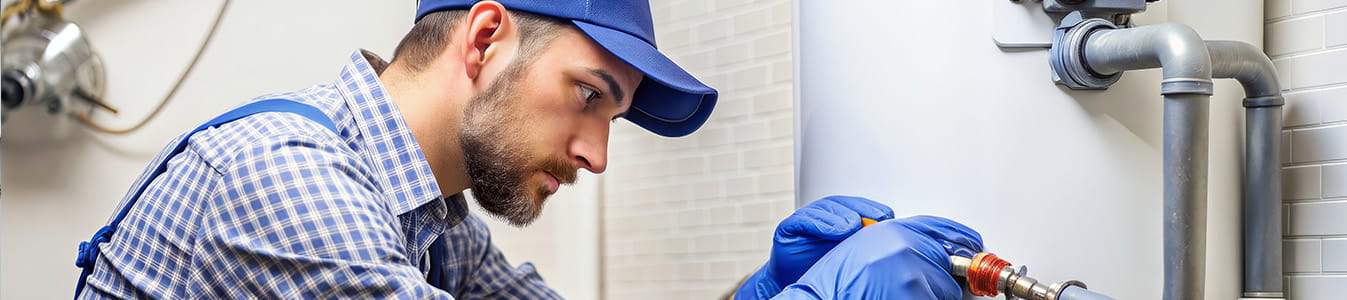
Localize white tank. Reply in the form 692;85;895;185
794;1;1264;299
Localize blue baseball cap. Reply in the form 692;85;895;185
416;0;717;137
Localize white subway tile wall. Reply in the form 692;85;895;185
1270;0;1347;297
1323;239;1347;272
1327;12;1347;47
601;0;794;299
1266;16;1324;56
1285;239;1323;273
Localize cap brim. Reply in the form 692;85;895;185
572;21;718;138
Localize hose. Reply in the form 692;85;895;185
71;0;231;134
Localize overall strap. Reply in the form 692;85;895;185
73;99;339;298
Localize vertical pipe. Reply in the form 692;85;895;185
1164;93;1210;300
1243;106;1284;297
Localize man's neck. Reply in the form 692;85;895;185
378;58;473;197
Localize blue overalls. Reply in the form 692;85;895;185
72;99;339;298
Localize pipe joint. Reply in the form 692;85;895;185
1081;22;1212;82
1050;12;1122;90
1243;96;1285;108
1161;78;1215;96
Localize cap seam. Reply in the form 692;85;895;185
584;0;592;20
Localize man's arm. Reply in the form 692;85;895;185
191;130;453;298
443;214;563;299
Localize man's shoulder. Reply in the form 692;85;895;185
185;88;357;174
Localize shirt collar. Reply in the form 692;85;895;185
333;50;467;225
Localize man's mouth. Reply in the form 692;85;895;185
542;171;561;195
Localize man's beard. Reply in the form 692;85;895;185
459;60;578;227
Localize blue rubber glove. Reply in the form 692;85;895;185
772;216;984;300
735;196;895;300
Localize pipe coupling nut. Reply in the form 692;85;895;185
1243;96;1285;108
1044;280;1088;300
1050;13;1120;90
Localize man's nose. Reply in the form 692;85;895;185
570;123;610;174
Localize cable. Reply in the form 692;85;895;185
72;0;231;135
1;0;63;25
2;0;59;24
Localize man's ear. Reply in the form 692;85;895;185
460;1;514;81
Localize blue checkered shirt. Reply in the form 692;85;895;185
77;50;561;299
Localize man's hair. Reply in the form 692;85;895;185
391;9;570;73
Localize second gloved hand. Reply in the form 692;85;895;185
773;216;984;300
735;196;895;300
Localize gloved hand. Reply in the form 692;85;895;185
735;196;895;300
772;216;984;300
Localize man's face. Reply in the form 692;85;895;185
460;28;641;227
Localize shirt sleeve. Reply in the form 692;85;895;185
191;128;453;299
441;215;563;299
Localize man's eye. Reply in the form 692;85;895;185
580;85;601;104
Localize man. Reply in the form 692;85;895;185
74;0;983;299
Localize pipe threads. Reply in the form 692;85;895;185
967;253;1012;297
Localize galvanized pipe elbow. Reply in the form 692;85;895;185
1083;23;1214;95
1205;40;1284;107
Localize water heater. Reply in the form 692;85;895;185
795;1;1264;299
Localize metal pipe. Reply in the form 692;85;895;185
1206;41;1281;99
950;254;1113;300
1083;23;1213;94
1081;23;1214;300
1163;93;1211;300
1240;106;1283;298
1206;40;1285;299
1060;285;1117;300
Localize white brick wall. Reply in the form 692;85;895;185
1268;0;1347;298
601;0;794;298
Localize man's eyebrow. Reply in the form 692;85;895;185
587;68;625;106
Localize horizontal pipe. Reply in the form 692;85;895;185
1060;285;1117;300
1084;23;1213;95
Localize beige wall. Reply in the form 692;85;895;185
0;0;603;298
1;1;413;298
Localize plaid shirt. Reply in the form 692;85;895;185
78;50;561;299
